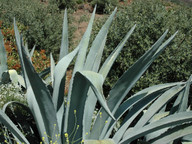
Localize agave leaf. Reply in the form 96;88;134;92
150;124;192;144
24;43;30;59
120;112;192;144
84;7;117;71
0;30;8;79
30;45;36;60
182;134;192;143
2;101;37;142
64;6;96;132
178;75;192;112
83;7;118;139
85;24;135;139
112;88;176;143
119;85;184;143
50;53;55;87
84;139;115;144
67;71;115;142
14;19;29;88
90;30;173;139
52;47;79;111
26;87;50;143
73;7;96;72
102;82;184;140
21;43;61;143
170;89;184;114
99;24;136;79
0;110;30;144
133;85;184;129
38;67;50;79
59;9;68;60
145;112;169;141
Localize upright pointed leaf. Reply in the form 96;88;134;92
0;30;7;79
73;6;96;72
52;47;79;111
50;53;55;87
21;42;61;143
30;45;36;60
178;75;192;112
64;6;96;132
84;7;117;71
14;19;29;88
83;7;118;139
90;30;172;139
59;9;68;60
99;24;136;79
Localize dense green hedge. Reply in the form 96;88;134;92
92;0;192;95
0;0;74;57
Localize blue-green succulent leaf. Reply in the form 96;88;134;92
84;7;117;71
90;30;171;139
120;112;192;144
150;123;192;144
178;75;192;112
133;85;184;129
102;82;184;140
50;53;55;87
21;43;61;143
0;30;8;79
83;7;118;139
0;110;30;144
99;24;136;79
30;45;36;60
64;6;96;133
53;47;79;111
67;71;115;142
59;9;68;60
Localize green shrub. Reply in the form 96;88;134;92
92;0;192;95
91;0;118;13
49;0;77;9
0;0;74;58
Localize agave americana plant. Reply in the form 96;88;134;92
0;7;192;144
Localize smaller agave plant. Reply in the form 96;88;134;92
0;7;192;144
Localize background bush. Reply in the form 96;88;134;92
90;0;118;14
0;0;74;58
49;0;77;10
91;0;192;95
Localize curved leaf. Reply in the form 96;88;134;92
120;111;192;144
133;85;184;129
53;47;79;111
67;71;115;142
90;30;177;139
151;124;192;144
102;82;184;140
83;7;118;139
64;6;96;133
0;110;30;144
21;42;61;143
